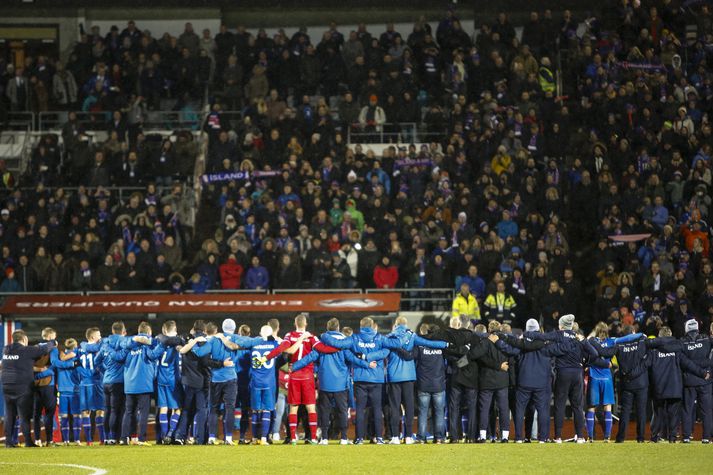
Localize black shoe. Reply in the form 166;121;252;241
475;439;485;444
5;444;18;448
24;443;38;448
500;439;509;443
615;439;624;444
172;439;185;445
162;436;173;445
449;439;459;444
523;438;531;443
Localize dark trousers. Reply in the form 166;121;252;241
355;382;382;440
515;386;550;441
448;381;477;440
4;390;33;447
683;385;712;440
103;383;125;440
210;380;237;439
32;385;56;444
617;387;648;442
554;369;585;439
652;398;681;442
478;388;509;436
317;390;349;440
176;385;208;443
388;381;415;438
121;393;151;441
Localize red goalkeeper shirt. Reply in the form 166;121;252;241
265;331;338;381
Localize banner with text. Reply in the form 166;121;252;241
0;293;401;315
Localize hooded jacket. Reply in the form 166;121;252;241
99;334;126;385
320;327;396;383
385;325;447;383
116;335;165;394
503;332;565;389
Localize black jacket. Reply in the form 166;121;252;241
1;341;52;395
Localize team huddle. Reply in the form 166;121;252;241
3;312;713;447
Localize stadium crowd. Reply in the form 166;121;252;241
0;4;712;333
0;4;713;336
3;312;713;447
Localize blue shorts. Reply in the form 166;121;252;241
250;386;276;411
79;384;105;411
157;384;183;409
59;392;80;415
588;378;615;406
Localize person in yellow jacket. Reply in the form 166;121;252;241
484;281;517;325
538;57;555;94
452;282;480;320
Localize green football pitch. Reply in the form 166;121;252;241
0;443;711;474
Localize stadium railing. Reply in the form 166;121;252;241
37;110;202;133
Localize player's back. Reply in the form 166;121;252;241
284;331;318;380
589;337;614;380
250;339;280;389
57;351;80;393
77;341;102;385
157;346;180;388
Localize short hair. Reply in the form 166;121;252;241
41;327;56;339
205;322;218;335
268;318;280;332
138;322;152;335
85;327;100;340
295;313;307;328
162;320;177;334
474;324;487;333
192;320;206;333
449;316;462;329
488;321;501;333
395;315;408;326
360;317;374;328
621;325;634;335
658;326;673;338
111;321;126;335
326;318;340;331
342;326;354;336
64;338;78;349
239;324;251;336
501;323;512;333
418;323;430;336
11;330;27;343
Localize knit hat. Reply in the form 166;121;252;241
525;319;540;332
559;314;575;330
685;319;699;333
222;318;237;335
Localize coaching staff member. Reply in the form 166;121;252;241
2;329;53;447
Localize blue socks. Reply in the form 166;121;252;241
586;412;595;440
96;415;105;442
170;413;180;435
73;416;81;442
261;412;271;438
60;416;70;442
82;415;93;443
604;411;613;439
159;413;168;438
235;409;242;431
251;412;259;439
461;415;468;438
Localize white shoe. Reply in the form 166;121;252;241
340;439;352;445
271;433;280;442
318;439;329;445
389;436;401;445
576;438;586;444
404;437;414;445
554;438;562;444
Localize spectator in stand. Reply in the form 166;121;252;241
245;256;269;290
374;255;398;289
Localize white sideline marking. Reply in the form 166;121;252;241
0;462;107;475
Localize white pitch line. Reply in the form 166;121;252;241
0;462;107;475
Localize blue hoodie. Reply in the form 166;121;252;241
320;327;393;383
118;335;165;394
293;330;372;392
385;325;447;383
98;334;126;385
245;265;269;289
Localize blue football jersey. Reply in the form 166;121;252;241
589;337;615;379
249;340;281;390
157;346;180;388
